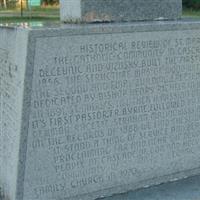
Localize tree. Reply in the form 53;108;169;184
183;0;200;9
41;0;58;5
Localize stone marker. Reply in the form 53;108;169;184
1;1;200;200
60;0;182;22
1;20;200;200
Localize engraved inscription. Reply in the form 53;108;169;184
24;30;200;199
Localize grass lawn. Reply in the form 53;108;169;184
0;16;59;23
183;9;200;18
0;5;59;23
0;7;200;23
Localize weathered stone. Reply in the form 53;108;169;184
1;20;200;200
0;28;28;200
106;175;200;200
60;0;182;22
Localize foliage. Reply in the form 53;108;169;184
41;0;58;5
183;0;200;9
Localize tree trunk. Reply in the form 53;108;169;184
3;0;7;8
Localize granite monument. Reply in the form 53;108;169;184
1;0;200;200
60;0;182;22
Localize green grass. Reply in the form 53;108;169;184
0;5;59;12
0;5;59;23
183;8;200;17
0;16;59;23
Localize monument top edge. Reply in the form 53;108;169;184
1;18;200;30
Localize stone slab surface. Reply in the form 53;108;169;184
60;0;182;22
104;175;200;200
0;28;28;200
1;20;200;200
1;174;200;200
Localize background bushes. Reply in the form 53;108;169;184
41;0;58;5
42;0;59;5
183;0;200;9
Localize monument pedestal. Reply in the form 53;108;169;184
1;20;200;200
